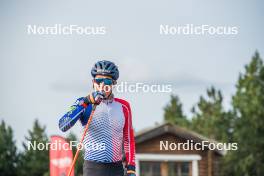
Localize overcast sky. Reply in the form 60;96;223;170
0;0;263;148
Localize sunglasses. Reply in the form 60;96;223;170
94;78;114;85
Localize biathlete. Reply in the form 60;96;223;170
58;60;136;176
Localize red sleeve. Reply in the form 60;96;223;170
115;98;136;166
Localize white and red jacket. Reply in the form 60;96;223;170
59;97;136;170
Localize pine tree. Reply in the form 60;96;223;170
164;94;189;127
17;119;49;176
0;120;18;176
191;86;232;142
223;51;264;175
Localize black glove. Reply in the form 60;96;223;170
126;165;136;176
84;91;105;105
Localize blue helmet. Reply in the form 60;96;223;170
91;60;119;80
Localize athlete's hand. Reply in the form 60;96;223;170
126;165;136;176
85;91;105;105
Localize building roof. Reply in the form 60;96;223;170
135;122;225;156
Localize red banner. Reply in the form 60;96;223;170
50;136;74;176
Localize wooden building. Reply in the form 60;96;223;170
135;123;224;176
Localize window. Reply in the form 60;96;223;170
168;162;189;176
140;161;161;176
140;161;190;176
181;162;189;176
